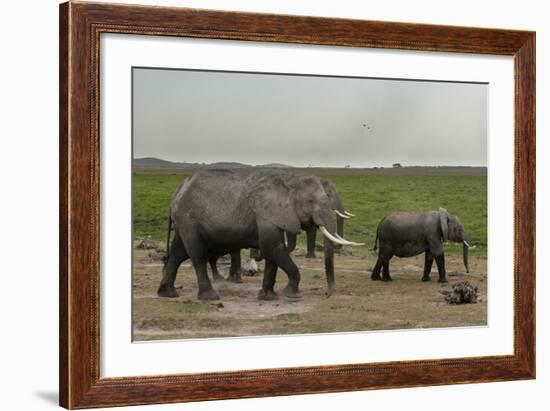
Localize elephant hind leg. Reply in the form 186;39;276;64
158;233;188;298
422;251;434;281
194;261;220;300
182;231;219;300
371;257;383;280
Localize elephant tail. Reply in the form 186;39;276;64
163;210;173;269
372;216;386;251
372;232;378;251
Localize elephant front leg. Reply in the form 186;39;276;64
305;228;317;258
262;245;302;299
274;250;302;299
381;256;392;281
227;251;243;283
422;251;434;281
434;254;447;283
185;232;220;300
258;259;279;300
258;223;301;298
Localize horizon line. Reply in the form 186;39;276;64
133;157;488;169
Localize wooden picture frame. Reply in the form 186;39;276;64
59;1;535;408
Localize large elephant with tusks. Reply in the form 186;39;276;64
157;169;362;301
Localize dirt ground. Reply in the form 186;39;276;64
132;246;487;341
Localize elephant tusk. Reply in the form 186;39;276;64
344;211;355;217
463;240;471;248
334;232;365;246
334;210;351;219
319;226;351;246
319;227;364;246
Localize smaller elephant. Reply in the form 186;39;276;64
371;208;471;283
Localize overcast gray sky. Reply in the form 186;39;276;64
133;68;487;167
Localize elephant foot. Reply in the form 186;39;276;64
197;288;220;301
438;278;448;283
283;285;302;299
371;273;381;281
421;276;431;282
305;253;317;259
258;289;279;301
157;285;179;298
212;274;224;282
381;276;392;282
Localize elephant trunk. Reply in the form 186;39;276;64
463;241;470;273
324;236;335;297
318;217;336;297
336;215;344;238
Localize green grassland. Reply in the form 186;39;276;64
133;171;487;257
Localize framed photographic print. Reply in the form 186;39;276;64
59;1;535;408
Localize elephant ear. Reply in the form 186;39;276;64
248;175;301;234
322;179;343;211
439;208;449;241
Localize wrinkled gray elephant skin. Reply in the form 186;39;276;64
372;208;470;283
200;175;353;284
157;169;347;301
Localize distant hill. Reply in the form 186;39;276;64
133;157;198;168
208;162;252;169
133;157;292;170
133;158;485;176
258;163;294;168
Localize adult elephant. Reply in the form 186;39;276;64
157;169;362;301
371;208;471;282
